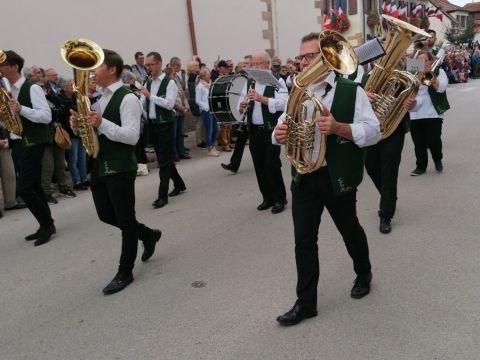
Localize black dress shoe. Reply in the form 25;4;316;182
33;225;56;246
5;202;27;210
379;218;392;234
351;272;372;299
168;187;186;197
410;168;426;176
152;199;168;209
0;210;2;218
141;229;162;262
46;194;58;204
26;224;56;241
276;302;318;326
257;201;273;211
179;154;191;159
434;160;443;172
221;163;238;173
102;272;134;295
271;201;287;214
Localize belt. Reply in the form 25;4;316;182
251;124;265;130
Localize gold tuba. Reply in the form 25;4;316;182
364;15;430;139
0;50;23;135
285;31;358;174
61;38;104;158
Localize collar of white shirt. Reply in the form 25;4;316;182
102;80;124;96
310;71;336;93
12;76;26;90
152;73;166;82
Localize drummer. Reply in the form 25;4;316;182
216;60;234;152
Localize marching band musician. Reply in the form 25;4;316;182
140;52;187;209
0;51;56;246
273;33;380;326
409;50;449;177
70;49;161;295
239;51;288;214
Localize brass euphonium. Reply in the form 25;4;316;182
364;15;431;139
285;31;358;174
0;50;23;135
61;39;104;158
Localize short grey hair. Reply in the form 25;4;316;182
198;68;210;81
121;70;137;83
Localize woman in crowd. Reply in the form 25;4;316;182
195;68;219;156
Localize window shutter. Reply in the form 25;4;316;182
348;0;358;15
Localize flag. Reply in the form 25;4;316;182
398;3;408;20
412;3;423;16
382;1;387;14
386;1;392;15
324;13;333;30
338;6;346;19
427;5;435;17
435;8;443;21
391;3;398;18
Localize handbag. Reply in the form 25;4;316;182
54;124;72;150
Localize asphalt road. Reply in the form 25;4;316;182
1;80;480;360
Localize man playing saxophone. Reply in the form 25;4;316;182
0;51;56;246
273;33;380;326
70;49;161;295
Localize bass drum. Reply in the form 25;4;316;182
209;74;248;123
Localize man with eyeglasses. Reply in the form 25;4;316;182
140;52;186;209
273;32;380;326
238;51;288;214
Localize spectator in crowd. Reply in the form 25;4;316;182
196;68;219;156
132;51;148;82
216;60;233;152
186;60;205;148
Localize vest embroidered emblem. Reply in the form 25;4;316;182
337;177;352;193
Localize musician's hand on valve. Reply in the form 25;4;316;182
87;110;102;128
8;99;21;113
366;91;376;103
403;97;416;111
139;86;150;98
274;121;288;144
316;108;338;135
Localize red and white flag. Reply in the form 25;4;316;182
412;3;423;16
427;5;435;17
338;6;346;19
386;1;392;15
390;3;398;18
435;8;443;21
382;1;388;14
398;3;408;20
324;13;333;30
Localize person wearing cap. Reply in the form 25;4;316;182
0;51;55;246
216;60;234;152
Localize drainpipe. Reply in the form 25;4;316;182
186;0;198;56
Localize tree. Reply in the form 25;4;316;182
445;19;476;44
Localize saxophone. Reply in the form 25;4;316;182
364;15;430;139
285;31;358;174
61;39;104;158
0;50;23;135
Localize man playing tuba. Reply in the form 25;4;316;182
273;32;380;326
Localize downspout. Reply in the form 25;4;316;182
187;0;198;56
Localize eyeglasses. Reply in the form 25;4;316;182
295;52;320;62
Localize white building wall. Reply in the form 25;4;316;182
429;17;453;45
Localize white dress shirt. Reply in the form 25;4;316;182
238;77;288;125
92;81;141;146
147;73;177;119
273;71;380;155
410;68;448;120
9;76;51;140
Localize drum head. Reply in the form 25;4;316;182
209;75;248;123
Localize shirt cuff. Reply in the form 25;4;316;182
350;123;366;147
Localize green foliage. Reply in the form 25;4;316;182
445;19;476;44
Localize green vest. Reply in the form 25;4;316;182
17;80;52;147
428;85;450;115
246;78;283;131
145;75;174;124
292;77;365;196
96;86;137;176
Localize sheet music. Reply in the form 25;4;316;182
244;69;282;89
354;38;386;65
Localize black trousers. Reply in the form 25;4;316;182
410;118;443;170
229;127;249;171
248;125;286;204
291;168;371;308
12;143;53;229
90;165;153;273
149;122;185;201
365;125;405;220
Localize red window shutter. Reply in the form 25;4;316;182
348;0;358;15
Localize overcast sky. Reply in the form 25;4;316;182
449;0;476;6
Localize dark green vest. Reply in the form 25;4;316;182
292;77;365;196
428;85;450;115
246;78;283;131
17;80;51;147
96;86;137;176
145;75;174;124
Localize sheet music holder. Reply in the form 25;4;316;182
244;68;283;90
354;38;386;65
